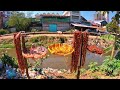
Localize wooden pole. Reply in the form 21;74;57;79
24;57;30;79
76;29;83;79
21;35;30;79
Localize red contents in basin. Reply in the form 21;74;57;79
23;46;47;59
87;45;104;55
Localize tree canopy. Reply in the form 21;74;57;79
106;17;119;33
7;12;31;31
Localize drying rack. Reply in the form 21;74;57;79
13;28;104;79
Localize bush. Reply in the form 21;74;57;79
0;29;9;35
80;68;86;75
0;54;18;68
100;56;120;76
88;62;99;72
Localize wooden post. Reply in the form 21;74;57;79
76;37;83;79
76;29;83;79
21;35;30;79
24;57;30;79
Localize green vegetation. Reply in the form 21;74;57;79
28;36;68;47
0;54;18;68
7;12;31;32
88;62;99;72
87;56;120;76
80;68;86;75
106;17;119;33
0;44;14;48
0;38;13;44
0;36;67;49
0;38;14;48
0;29;9;35
100;34;115;41
97;11;120;59
100;56;120;76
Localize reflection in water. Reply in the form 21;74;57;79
0;48;105;70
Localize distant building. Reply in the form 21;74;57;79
33;12;89;32
94;11;109;22
34;13;70;32
63;11;81;23
41;14;70;32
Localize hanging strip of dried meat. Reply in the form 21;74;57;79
81;32;89;67
71;31;82;72
14;32;26;74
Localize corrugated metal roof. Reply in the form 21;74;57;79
71;23;97;29
71;23;107;31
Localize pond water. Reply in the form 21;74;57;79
0;48;106;70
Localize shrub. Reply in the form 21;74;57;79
0;54;18;68
100;56;120;76
88;62;99;72
80;68;86;75
0;29;9;35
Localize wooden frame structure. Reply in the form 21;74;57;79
13;28;89;79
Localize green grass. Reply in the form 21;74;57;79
0;44;14;48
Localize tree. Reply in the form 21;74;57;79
96;11;120;59
106;17;119;33
7;12;31;32
106;17;120;58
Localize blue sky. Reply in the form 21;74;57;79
22;11;116;22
